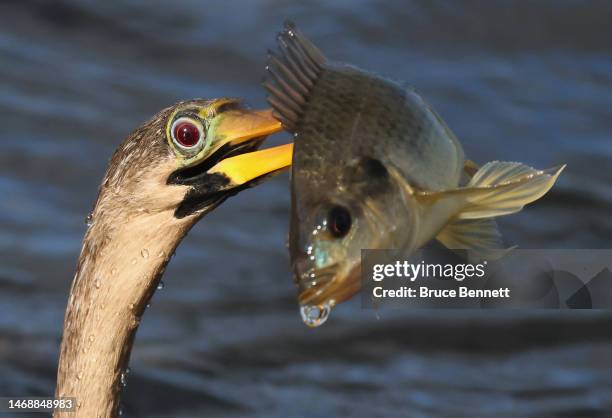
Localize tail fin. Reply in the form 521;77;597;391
264;21;327;131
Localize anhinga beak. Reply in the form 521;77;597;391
207;108;292;186
170;107;292;218
208;142;293;187
212;108;282;148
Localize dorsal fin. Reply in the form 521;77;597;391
264;21;327;132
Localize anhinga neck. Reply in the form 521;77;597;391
54;209;193;418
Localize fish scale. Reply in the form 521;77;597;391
290;62;465;192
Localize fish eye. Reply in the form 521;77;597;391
171;117;204;149
327;205;352;238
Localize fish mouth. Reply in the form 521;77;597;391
297;263;362;307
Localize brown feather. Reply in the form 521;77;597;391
54;103;207;417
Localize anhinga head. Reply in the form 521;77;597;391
54;98;291;417
99;98;291;222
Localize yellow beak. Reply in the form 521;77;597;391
212;108;283;147
209;143;293;186
208;108;292;186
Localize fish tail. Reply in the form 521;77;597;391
264;21;327;131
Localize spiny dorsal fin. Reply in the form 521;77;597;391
264;21;327;131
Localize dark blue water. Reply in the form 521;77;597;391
0;1;611;416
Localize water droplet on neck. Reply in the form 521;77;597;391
111;268;117;276
88;335;95;342
85;213;94;227
120;371;129;387
77;372;83;380
141;248;149;259
157;281;165;290
300;303;332;328
94;279;101;289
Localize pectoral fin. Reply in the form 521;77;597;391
414;161;565;247
419;161;564;217
458;161;565;219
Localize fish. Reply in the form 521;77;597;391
264;22;565;327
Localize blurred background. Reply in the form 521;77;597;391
1;0;611;417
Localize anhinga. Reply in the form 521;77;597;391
53;98;292;417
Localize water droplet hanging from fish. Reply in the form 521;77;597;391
300;303;332;328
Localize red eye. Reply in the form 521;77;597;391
172;119;201;148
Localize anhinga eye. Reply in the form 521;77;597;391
171;117;204;149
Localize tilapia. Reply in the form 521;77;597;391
264;22;565;327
